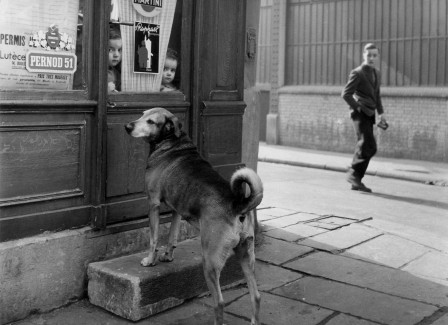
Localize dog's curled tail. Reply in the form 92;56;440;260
230;167;264;214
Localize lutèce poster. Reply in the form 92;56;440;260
0;1;78;90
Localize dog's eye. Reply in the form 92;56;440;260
147;120;155;125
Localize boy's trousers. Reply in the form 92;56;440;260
349;110;377;180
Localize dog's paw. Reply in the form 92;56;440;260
141;257;157;267
159;253;174;263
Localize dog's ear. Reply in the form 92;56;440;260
164;114;182;138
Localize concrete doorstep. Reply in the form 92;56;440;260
87;237;244;322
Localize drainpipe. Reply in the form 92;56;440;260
266;0;286;145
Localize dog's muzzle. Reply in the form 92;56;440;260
124;123;134;134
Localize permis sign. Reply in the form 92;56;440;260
26;51;77;74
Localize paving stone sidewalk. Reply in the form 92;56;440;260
233;207;448;325
13;207;448;325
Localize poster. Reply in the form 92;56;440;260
134;22;160;74
0;0;79;90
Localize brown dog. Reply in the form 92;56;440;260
125;107;263;325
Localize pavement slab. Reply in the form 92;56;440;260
402;251;448;283
257;207;298;220
265;223;329;241
417;275;448;287
261;212;321;230
311;216;360;227
226;292;333;325
149;300;248;325
284;251;448;307
363;218;448;254
431;313;448;325
297;223;383;252
343;234;431;268
9;299;246;325
6;300;126;325
305;220;342;230
325;313;381;325
198;286;248;308
272;277;438;325
255;236;314;265
254;261;303;292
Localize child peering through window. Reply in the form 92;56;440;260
108;26;122;92
160;48;179;92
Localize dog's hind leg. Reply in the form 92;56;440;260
202;233;236;325
159;211;182;262
203;256;225;325
235;236;260;325
141;203;160;267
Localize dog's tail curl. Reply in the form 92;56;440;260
231;167;264;214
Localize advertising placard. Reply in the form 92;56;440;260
134;22;160;74
132;0;163;18
0;1;79;90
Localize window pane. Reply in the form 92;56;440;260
108;0;180;93
0;0;84;91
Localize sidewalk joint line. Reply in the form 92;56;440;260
397;250;432;270
360;223;448;254
265;286;388;325
280;271;444;308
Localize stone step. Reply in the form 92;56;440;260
87;237;244;321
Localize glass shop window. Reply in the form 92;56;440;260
108;0;182;93
0;0;84;91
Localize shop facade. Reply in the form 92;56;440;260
0;0;260;323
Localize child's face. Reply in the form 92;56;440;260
162;58;177;85
109;38;122;67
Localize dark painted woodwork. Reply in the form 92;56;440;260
195;0;247;172
0;122;86;205
201;101;246;166
106;123;148;197
0;206;91;242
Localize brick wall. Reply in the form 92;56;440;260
277;86;448;162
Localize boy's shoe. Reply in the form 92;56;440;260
347;172;372;192
351;183;372;193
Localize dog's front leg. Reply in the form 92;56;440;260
141;203;160;267
159;211;182;262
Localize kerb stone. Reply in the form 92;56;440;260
87;238;244;321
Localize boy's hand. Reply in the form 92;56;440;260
377;114;389;130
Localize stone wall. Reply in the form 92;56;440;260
276;86;448;162
0;221;198;325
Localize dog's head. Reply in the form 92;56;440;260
124;107;182;142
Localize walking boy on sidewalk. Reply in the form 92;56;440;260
342;43;388;193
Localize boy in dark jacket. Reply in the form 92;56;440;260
342;43;388;192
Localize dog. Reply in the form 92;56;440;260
125;107;263;325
